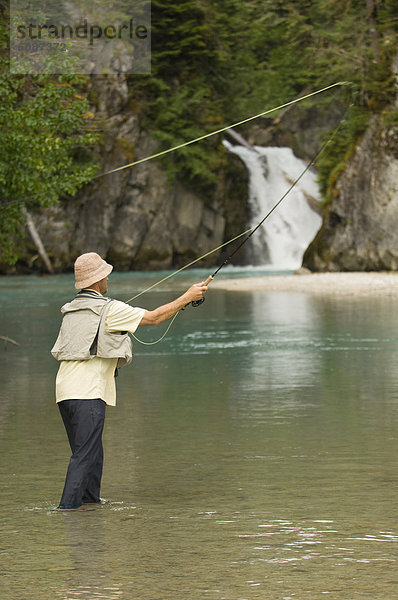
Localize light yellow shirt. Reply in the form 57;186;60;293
55;294;145;406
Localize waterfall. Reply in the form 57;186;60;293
224;141;322;270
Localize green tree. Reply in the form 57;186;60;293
303;0;398;199
0;16;99;265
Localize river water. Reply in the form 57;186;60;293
1;271;398;600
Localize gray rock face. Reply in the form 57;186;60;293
247;102;346;158
14;75;247;274
304;116;398;271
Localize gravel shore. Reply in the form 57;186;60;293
211;272;398;296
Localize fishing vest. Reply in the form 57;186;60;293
51;291;132;369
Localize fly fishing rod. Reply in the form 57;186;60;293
126;84;353;342
129;114;345;346
125;81;351;309
130;103;351;346
190;112;348;307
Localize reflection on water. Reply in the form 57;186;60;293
1;272;398;599
53;509;124;600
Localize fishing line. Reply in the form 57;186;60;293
128;228;254;344
126;227;254;304
209;102;352;280
131;311;180;346
127;85;352;345
98;82;348;178
130;110;349;345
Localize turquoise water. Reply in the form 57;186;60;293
1;271;398;599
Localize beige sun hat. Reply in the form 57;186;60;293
74;252;113;289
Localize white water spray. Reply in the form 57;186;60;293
224;141;322;270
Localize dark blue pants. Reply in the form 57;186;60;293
58;399;106;509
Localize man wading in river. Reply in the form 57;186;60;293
51;252;208;511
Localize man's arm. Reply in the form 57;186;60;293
139;282;208;326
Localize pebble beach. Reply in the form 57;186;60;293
211;271;398;296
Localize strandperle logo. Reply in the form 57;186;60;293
10;0;151;74
16;18;148;46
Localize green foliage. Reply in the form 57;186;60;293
383;109;398;128
133;0;397;198
146;78;221;191
137;0;227;191
316;106;370;202
0;16;99;264
302;0;398;197
138;0;312;192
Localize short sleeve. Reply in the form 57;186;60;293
105;300;146;334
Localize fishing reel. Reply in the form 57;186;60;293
182;297;205;310
191;298;205;307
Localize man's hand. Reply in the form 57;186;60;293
139;281;210;326
182;281;209;305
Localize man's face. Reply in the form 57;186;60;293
98;276;108;294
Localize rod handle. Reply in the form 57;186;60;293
191;275;213;307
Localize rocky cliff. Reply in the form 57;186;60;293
11;75;249;274
303;113;398;271
9;75;398;275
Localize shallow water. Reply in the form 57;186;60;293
1;271;398;599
